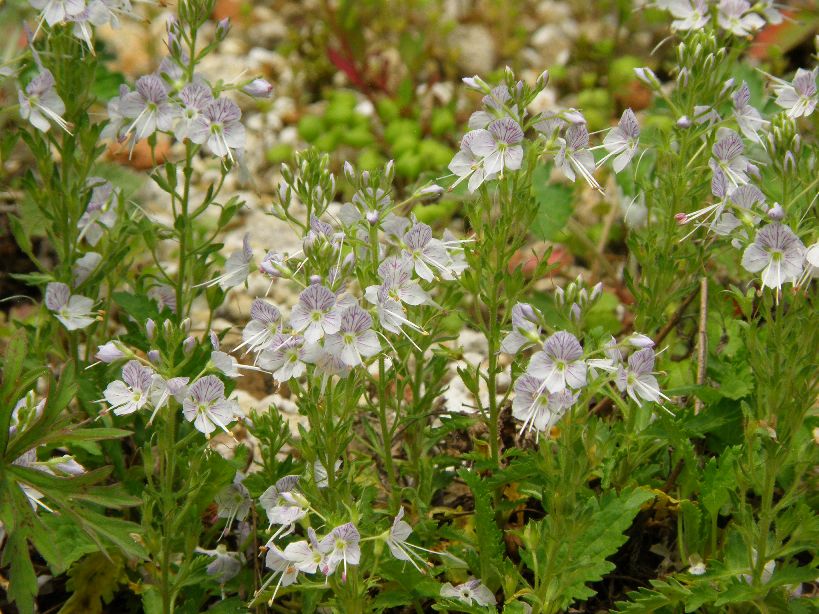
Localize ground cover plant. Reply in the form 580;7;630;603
0;0;817;612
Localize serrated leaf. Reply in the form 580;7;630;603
459;469;504;587
3;531;38;614
112;291;160;323
531;167;573;241
700;448;737;519
539;488;655;610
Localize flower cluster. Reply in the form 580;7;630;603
28;0;134;51
502;300;666;437
450;72;641;193
101;358;238;438
651;0;781;35
671;75;818;296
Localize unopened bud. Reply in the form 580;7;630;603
343;161;355;184
243;78;273;98
783;151;797;174
210;330;220;350
147;349;161;364
677;115;692;129
96;341;125;363
366;209;380;225
554;286;565;305
163;319;173;335
634;67;660;90
309;274;322;285
181;318;191;333
628;333;655;348
590;282;603;302
146;319;156;341
216;18;230;41
536;69;549;89
570;303;582;322
384;159;394;184
767;202;784;221
183;336;195;355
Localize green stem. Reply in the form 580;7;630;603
160;402;178;614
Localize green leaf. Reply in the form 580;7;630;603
536;488;655;610
112;291;161;323
37;514;100;574
3;531;38;614
459;469;504;588
531;166;573;241
700;447;737;519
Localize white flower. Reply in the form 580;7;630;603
45;282;96;330
29;0;85;27
555;123;601;191
440;578;496;606
527;331;587;394
290;284;343;343
666;0;710;32
598;108;640;173
732;82;767;143
259;476;307;538
214;472;251;537
72;252;102;286
323;305;381;367
615;348;667;405
448;118;524;192
708;129;749;187
772;68;818;119
741;224;806;291
319;522;361;581
181;376;236;436
512;375;577;435
18;69;70;134
282;528;324;574
195;544;243;584
200;233;253;291
717;0;765;37
120;74;176;141
103;360;153;416
189;97;246;160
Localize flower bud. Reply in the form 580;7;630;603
96;342;125;363
361;170;370;187
578;288;588;305
676;115;692;129
554;286;565;305
628;333;655;348
216;18;230;41
243;78;273;98
309;274;322;285
418;184;444;198
536;69;549;89
767;202;784;221
181;318;191;333
590;282;603;302
746;162;761;181
183;336;195;355
384;160;395;184
146;319;156;341
783;151;797;174
634;67;660;90
570;303;582;322
462;75;490;92
676;67;689;89
366;209;380;225
343;161;355;184
210;330;220;350
147;349;161;364
163;319;173;335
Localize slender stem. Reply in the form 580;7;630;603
160;401;178;614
